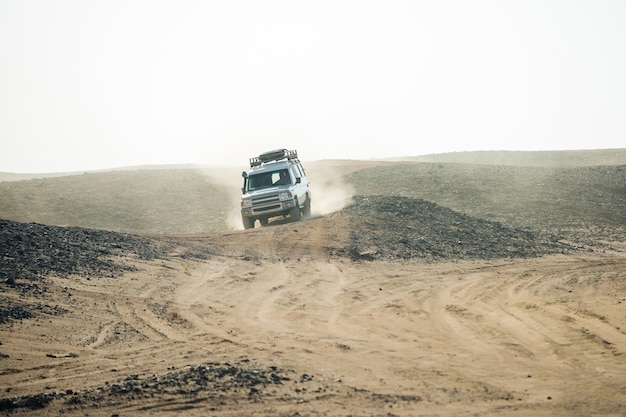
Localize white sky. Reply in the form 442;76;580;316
1;1;625;173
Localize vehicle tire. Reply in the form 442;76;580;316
289;200;302;222
242;216;255;229
260;217;268;226
302;195;311;218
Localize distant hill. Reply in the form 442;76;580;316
1;149;624;237
0;164;203;183
0;169;238;234
391;149;626;167
348;162;626;240
0;172;82;182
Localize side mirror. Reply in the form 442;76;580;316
242;171;248;178
296;177;301;184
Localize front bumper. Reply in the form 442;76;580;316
241;199;296;218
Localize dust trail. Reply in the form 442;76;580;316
305;162;355;217
198;166;246;230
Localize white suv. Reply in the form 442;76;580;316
240;149;311;229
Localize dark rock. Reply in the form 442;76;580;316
341;196;573;261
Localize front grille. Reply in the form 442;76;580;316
250;193;283;214
252;194;280;206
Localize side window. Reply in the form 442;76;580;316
293;163;303;178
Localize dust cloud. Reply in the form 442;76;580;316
198;166;247;230
306;163;354;217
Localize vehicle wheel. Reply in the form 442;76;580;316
242;216;255;229
289;200;302;222
260;217;268;226
302;195;311;218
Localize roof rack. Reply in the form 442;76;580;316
250;149;298;167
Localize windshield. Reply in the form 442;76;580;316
248;169;290;191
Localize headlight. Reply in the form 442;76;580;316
241;199;252;208
279;191;292;201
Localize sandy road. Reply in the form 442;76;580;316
2;250;626;416
158;254;626;415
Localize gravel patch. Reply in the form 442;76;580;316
341;195;574;261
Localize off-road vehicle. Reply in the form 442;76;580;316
240;149;311;229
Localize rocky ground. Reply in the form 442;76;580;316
1;193;584;286
1;158;625;416
340;195;575;261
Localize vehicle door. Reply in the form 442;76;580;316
290;164;308;204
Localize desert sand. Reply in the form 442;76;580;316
1;152;625;416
